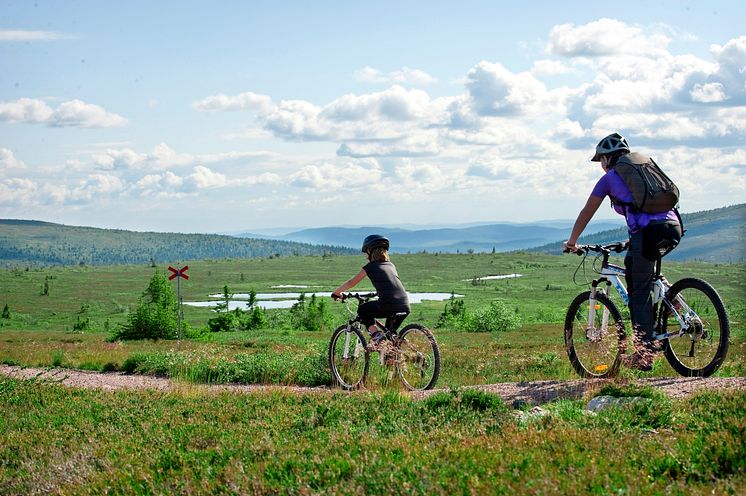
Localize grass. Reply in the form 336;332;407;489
0;377;743;494
1;252;743;492
0;252;744;386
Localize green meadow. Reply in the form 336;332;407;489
1;252;745;493
1;252;744;385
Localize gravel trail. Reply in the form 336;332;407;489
2;364;744;405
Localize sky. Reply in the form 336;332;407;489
1;1;745;234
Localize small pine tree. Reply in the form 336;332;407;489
1;304;10;319
111;271;179;340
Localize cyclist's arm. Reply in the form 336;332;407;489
565;194;604;250
333;268;367;297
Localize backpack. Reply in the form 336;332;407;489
612;152;680;214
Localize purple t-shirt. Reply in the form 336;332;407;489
591;169;677;233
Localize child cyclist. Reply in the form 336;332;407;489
332;234;410;351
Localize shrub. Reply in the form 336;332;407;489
465;299;520;333
111;271;179;340
290;293;333;332
437;292;466;328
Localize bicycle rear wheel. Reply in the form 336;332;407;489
564;291;626;378
396;324;440;391
329;323;369;390
660;278;729;377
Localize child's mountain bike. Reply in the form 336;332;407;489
328;292;440;391
565;242;729;378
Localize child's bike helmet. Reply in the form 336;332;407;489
362;234;390;253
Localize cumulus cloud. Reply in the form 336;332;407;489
531;59;574;76
0;98;127;128
0;178;37;206
353;66;437;86
0;148;26;172
690;82;728;102
465;61;558;116
192;91;272;112
290;160;382;190
548;18;671;58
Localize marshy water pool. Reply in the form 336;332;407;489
184;291;463;310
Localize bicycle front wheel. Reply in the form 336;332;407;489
329;323;369;390
564;291;626;378
396;324;440;391
660;278;729;377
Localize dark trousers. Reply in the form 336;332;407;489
358;301;410;331
625;220;682;341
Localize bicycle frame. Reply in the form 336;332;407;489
582;244;696;343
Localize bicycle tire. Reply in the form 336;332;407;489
660;278;729;377
329;323;369;390
564;291;627;378
395;323;440;391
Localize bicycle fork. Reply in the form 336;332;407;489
343;325;364;360
586;283;611;342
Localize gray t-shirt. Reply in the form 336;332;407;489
363;261;409;305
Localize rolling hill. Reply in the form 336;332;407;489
2;204;742;266
0;220;356;267
526;203;746;263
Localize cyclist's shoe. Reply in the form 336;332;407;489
623;350;653;372
367;331;390;353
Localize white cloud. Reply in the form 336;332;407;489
0;178;37;206
690;82;728;102
548;18;670;58
0;30;71;42
531;59;574;76
51;100;128;128
0;98;127;128
353;66;437;86
192;92;272;112
290;160;382;190
0;148;26;172
186;166;227;189
0;98;54;123
465;61;558;116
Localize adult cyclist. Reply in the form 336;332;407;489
563;133;683;371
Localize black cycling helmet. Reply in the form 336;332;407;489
361;234;389;253
591;132;630;161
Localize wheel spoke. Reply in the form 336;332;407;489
329;324;368;389
396;325;439;390
662;278;729;377
565;292;624;378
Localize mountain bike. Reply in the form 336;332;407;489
564;242;729;378
328;292;440;391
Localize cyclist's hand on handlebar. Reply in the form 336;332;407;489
331;292;343;301
562;241;579;254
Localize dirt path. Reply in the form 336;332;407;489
2;364;744;405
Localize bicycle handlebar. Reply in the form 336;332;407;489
568;241;629;256
332;292;378;302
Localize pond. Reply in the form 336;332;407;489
184;291;463;310
462;273;522;281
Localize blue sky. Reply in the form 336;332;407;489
1;1;744;233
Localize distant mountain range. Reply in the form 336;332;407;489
1;204;743;266
234;220;625;253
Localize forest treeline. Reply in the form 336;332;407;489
0;220;356;267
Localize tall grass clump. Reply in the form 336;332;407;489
121;345;330;387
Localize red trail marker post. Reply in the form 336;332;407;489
168;265;189;348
